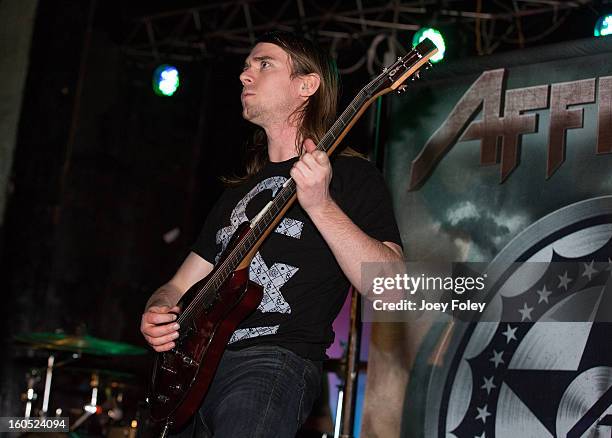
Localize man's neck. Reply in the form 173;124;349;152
264;122;300;162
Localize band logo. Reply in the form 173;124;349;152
408;69;612;190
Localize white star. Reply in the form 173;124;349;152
502;324;517;343
558;271;572;290
536;285;552;304
481;376;496;395
474;433;486;438
518;302;534;321
582;261;598;281
475;404;491;424
489;349;504;368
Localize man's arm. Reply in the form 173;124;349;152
141;252;214;352
290;139;404;292
304;199;402;290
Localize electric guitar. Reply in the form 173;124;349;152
147;38;438;435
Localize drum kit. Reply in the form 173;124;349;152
13;331;149;437
13;331;368;438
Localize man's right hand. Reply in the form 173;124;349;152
140;305;181;352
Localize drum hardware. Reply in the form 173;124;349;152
13;330;146;429
40;353;81;417
70;372;100;431
21;369;41;417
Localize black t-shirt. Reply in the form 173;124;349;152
192;155;402;360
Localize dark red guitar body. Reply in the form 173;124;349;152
148;223;263;429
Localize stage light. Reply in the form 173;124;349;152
153;64;180;96
412;27;446;63
594;14;612;37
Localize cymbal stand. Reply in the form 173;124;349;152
40;354;55;417
23;371;40;418
39;352;80;418
71;372;99;431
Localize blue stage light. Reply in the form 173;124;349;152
153;65;180;97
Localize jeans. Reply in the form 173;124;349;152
171;345;322;438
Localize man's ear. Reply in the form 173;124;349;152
299;73;321;97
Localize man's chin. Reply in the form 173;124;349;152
242;108;260;124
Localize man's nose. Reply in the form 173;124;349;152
239;69;253;85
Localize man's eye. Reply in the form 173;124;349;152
260;61;270;69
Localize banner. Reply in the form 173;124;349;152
362;37;612;438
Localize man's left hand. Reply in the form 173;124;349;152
290;138;333;214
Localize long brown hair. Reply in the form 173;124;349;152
223;31;344;185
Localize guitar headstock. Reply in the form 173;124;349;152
367;38;438;97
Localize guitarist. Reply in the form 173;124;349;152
140;31;404;437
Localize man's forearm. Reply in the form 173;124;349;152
306;199;403;292
145;283;184;310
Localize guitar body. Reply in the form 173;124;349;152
148;222;263;429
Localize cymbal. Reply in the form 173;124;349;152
14;332;147;356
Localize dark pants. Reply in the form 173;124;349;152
172;345;322;438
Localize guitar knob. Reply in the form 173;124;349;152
169;384;182;393
156;394;170;404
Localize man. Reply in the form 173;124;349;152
140;31;403;437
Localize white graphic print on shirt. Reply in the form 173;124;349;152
214;176;304;343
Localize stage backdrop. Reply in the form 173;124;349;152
361;37;612;438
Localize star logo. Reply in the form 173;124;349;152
501;324;517;343
424;197;612;438
481;376;496;395
536;285;552;304
558;270;572;290
475;405;491;424
582;260;598;281
517;302;534;321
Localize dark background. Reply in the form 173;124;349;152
1;0;610;425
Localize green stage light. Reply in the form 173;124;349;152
412;27;446;63
153;65;180;96
594;14;612;37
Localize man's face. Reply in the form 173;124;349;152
239;42;304;126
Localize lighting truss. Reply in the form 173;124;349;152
122;0;594;68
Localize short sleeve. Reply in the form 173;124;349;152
191;194;226;264
332;157;403;248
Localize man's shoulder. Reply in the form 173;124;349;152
332;154;379;174
331;154;386;183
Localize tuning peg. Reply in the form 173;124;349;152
396;85;407;94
